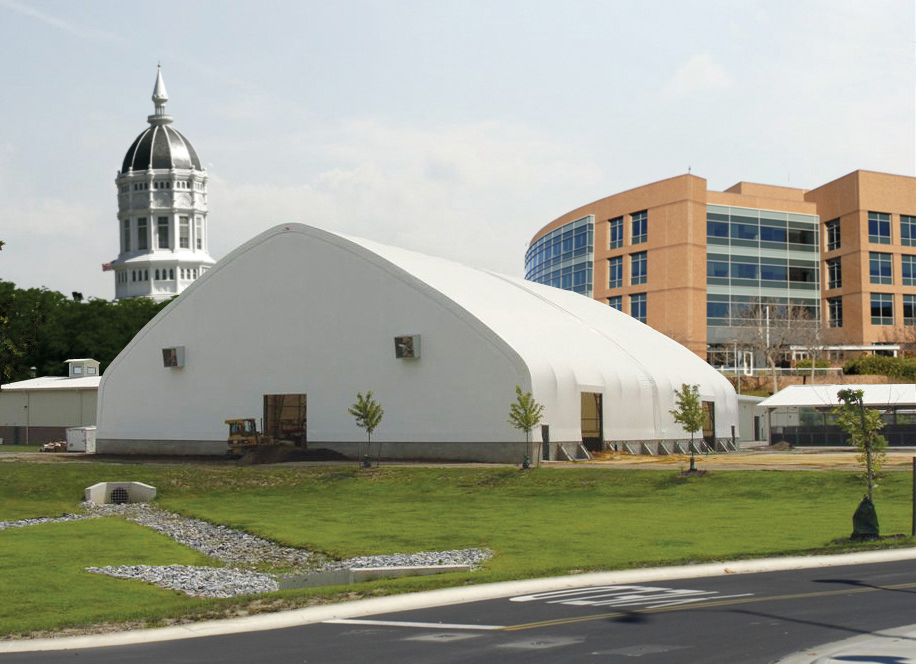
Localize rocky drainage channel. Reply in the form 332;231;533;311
0;504;492;599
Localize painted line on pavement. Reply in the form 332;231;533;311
325;619;502;630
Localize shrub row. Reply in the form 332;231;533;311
843;355;916;381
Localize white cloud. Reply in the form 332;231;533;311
208;119;605;278
661;53;733;100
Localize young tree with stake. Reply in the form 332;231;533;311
669;383;707;472
348;391;383;467
508;385;545;468
832;388;887;537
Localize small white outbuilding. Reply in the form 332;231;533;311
96;223;738;461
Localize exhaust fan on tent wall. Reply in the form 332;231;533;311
162;346;186;368
394;335;420;359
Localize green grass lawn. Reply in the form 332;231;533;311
0;445;40;454
1;461;913;636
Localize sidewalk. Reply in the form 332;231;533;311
777;624;916;663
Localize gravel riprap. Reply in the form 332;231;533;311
5;503;492;598
83;502;321;569
86;565;279;599
0;513;97;530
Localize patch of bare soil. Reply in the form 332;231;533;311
584;450;916;470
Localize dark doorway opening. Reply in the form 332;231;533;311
581;392;604;452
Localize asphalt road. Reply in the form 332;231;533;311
4;558;916;663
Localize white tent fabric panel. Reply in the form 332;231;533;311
758;384;916;410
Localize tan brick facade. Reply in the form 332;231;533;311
528;169;916;359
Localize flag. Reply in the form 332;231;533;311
101;263;113;272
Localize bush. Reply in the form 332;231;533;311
843;355;916;381
796;358;831;371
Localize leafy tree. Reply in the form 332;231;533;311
348;391;384;467
0;279;170;383
833;388;887;504
670;383;706;472
508;385;545;468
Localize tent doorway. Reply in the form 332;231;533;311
581;392;604;452
702;400;715;448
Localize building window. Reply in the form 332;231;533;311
155;269;160;280
608;256;623;289
608;296;622;311
631;211;647;245
902;216;916;247
196;217;203;250
131;270;136;282
902;255;916;286
826;257;841;290
122;219;131;252
869;211;891;244
169;268;174;280
630;251;647;285
707;260;729;279
179;216;190;249
630;293;646;323
871;293;893;325
137;218;148;251
869;252;892;285
144;269;148;281
157;217;170;249
905;295;916;327
609;217;623;249
825;218;840;251
827;297;843;327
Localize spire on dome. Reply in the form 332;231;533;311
148;66;173;126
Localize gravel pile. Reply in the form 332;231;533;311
0;513;96;530
83;503;320;569
6;502;492;598
86;565;279;599
324;548;494;571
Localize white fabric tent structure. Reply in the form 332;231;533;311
96;223;738;461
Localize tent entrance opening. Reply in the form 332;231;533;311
581;392;603;452
702;401;715;447
263;394;307;447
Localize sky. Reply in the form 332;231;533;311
1;0;914;300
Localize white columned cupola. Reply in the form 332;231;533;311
110;67;215;302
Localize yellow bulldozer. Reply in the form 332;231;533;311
226;393;308;456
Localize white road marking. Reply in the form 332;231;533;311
324;619;503;630
510;584;753;609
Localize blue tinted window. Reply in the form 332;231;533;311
707;302;729;318
760;226;787;243
609;217;623;248
631;211;647;244
731;223;758;241
707;221;729;238
869;212;891;244
869;252;892;285
761;265;787;281
608;296;622;311
732;263;758;279
871;293;893;325
707;261;728;278
609;256;623;288
630;293;646;323
903;255;916;286
631;251;647;285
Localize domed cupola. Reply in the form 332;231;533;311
120;70;203;173
109;67;216;303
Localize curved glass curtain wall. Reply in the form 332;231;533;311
525;215;594;296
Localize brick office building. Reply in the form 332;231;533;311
526;170;916;363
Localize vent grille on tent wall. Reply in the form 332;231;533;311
111;487;130;504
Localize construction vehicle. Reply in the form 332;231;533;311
226;393;307;455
